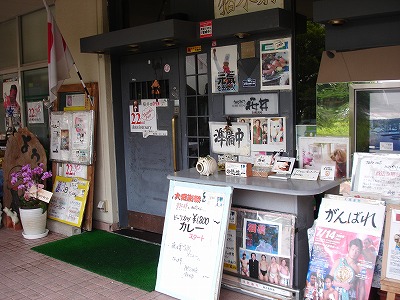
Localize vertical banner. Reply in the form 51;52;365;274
156;180;233;300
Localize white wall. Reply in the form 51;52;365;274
55;0;119;228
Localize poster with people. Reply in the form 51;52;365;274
250;117;286;152
211;45;238;93
382;204;400;282
3;78;22;131
305;196;385;300
223;207;296;299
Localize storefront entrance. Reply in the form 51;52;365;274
118;49;182;232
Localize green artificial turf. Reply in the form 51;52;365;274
32;230;160;292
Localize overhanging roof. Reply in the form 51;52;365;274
80;8;305;55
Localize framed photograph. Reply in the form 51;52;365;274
223;206;296;293
271;157;295;174
298;136;350;178
251;117;286;152
260;38;291;91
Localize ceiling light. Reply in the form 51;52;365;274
328;19;346;26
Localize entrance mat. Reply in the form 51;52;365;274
113;228;162;245
32;230;160;292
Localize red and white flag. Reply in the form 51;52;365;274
43;0;74;103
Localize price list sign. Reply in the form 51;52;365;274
156;181;233;300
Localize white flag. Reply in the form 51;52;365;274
44;0;74;103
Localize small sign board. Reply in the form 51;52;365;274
199;20;212;38
224;93;279;116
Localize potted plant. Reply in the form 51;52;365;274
10;163;53;239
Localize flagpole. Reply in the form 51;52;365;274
73;63;94;106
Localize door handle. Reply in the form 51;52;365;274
172;115;178;172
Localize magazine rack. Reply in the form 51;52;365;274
164;168;342;299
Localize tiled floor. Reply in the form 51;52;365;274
0;227;258;300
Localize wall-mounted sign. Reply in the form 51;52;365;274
199;20;212;38
210;122;251;156
187;45;202;53
27;101;44;124
224;93;279;116
214;0;284;19
260;38;292;91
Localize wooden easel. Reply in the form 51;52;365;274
380;204;400;300
52;83;98;231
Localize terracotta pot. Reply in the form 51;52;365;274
19;207;48;239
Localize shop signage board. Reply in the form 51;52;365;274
156;180;233;300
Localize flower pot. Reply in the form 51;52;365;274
19;207;48;239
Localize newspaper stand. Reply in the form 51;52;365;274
164;168;342;299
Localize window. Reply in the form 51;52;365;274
185;53;210;168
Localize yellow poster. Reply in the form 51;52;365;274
48;175;90;227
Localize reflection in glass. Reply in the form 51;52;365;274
188;137;199;156
197;96;208;116
198;117;209;137
23;68;48;97
187;117;198;136
199;138;210;157
186;55;196;75
186;97;197;116
186;76;197;95
198;74;208;95
197;53;208;74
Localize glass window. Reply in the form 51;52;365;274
23;68;48;97
185;55;196;75
21;9;47;64
0;19;18;69
184;52;210;165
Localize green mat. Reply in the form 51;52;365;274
32;230;160;292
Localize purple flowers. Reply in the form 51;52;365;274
10;163;52;203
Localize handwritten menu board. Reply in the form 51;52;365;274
351;153;400;202
48;176;90;227
155;180;233;300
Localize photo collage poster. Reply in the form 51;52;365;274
305;195;385;300
50;111;94;165
223;207;296;298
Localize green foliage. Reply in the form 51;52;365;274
316;83;350;137
295;21;325;123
